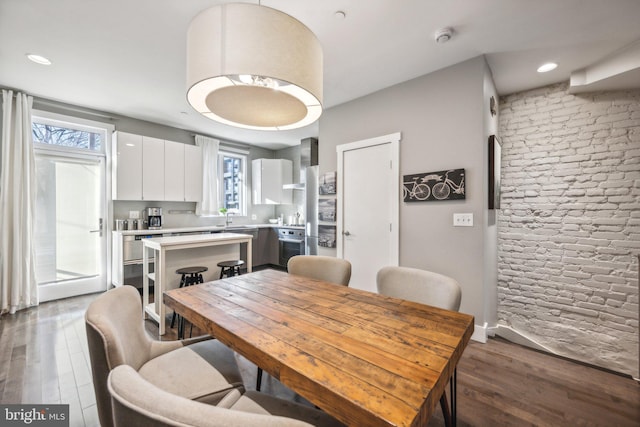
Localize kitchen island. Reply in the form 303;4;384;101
142;232;253;335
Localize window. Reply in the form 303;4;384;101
32;118;103;152
219;150;246;215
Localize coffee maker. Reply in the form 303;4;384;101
146;207;162;230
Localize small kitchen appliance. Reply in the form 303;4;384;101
146;207;163;230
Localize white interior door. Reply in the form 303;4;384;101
337;133;400;292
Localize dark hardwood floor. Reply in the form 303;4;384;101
1;289;638;427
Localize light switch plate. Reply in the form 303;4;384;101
453;213;473;227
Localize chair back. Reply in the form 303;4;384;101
376;266;461;311
287;255;352;286
108;365;314;427
85;286;156;427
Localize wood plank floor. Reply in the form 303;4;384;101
1;289;638;427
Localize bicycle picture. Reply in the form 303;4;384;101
403;168;465;202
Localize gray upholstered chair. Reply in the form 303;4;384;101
85;285;244;427
108;364;345;427
376;266;462;427
376;266;461;311
287;255;352;286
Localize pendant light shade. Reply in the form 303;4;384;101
187;3;323;130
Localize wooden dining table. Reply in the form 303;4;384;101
163;269;474;427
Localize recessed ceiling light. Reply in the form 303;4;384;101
334;11;346;20
26;54;52;65
537;62;558;73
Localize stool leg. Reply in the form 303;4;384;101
171;274;187;328
219;267;225;279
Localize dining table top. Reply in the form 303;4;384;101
163;269;474;427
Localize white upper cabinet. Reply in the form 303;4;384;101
112;131;202;202
164;142;185;201
252;158;293;205
113;132;143;200
142;136;165;201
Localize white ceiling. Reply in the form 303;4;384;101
1;0;639;149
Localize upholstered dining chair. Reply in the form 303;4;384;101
287;255;352;286
85;285;244;427
376;266;462;427
108;364;345;427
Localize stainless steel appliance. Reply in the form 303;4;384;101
122;234;155;263
280;137;319;255
146;207;162;230
278;227;305;267
305;165;319;255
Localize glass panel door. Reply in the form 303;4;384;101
34;154;106;301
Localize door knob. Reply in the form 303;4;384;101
343;230;351;236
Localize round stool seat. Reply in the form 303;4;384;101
176;266;208;275
216;260;244;268
217;260;245;279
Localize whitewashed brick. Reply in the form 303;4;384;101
498;83;640;377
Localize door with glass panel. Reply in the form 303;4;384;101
33;114;108;301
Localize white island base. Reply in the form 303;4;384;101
142;232;253;335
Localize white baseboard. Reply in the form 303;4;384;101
494;325;555;353
471;322;489;343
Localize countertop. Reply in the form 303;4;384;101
114;224;304;236
142;232;254;249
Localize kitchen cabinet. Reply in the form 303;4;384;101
252;158;293;205
112;131;202;201
112;132;143;200
164;142;185;201
142;136;165;201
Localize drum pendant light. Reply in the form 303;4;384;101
186;3;323;130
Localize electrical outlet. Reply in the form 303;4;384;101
453;213;473;227
251;214;257;220
129;210;140;219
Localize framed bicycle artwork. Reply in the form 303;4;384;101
403;168;465;202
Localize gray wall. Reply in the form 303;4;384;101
498;82;639;377
318;56;499;332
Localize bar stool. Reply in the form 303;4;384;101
171;266;207;339
217;260;245;278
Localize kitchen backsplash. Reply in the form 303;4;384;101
113;200;303;229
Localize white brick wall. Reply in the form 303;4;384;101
498;82;639;377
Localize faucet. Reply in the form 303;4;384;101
225;211;233;226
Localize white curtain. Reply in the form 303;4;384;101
0;90;38;314
195;135;220;216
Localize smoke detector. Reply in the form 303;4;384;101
435;27;454;44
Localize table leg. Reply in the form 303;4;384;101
451;368;457;427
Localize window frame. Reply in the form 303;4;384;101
31;111;109;157
218;149;247;217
